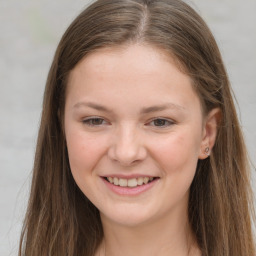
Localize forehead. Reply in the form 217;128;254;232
68;44;188;88
66;44;201;115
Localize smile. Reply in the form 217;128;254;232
102;176;160;196
105;176;158;187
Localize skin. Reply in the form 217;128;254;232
64;44;219;256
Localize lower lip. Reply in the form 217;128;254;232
102;177;159;196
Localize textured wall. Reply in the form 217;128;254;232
0;0;255;255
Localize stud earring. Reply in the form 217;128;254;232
204;147;210;156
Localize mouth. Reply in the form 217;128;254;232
103;176;159;188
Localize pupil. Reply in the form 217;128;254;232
92;119;103;125
154;119;165;126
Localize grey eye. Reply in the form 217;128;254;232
83;118;105;126
146;118;175;128
153;119;168;126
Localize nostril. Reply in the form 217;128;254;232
107;136;147;165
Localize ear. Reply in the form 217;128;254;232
198;108;221;159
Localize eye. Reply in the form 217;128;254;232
147;118;175;127
82;117;108;126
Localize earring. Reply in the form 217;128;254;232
204;147;210;156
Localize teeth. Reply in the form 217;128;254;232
119;178;128;187
106;176;156;187
137;177;144;185
143;177;149;184
127;178;137;187
113;177;119;185
107;177;113;183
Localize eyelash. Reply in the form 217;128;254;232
82;117;175;128
147;118;175;127
82;117;108;126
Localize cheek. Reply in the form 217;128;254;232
149;131;201;207
65;130;106;177
149;130;201;176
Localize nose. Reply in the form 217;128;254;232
108;124;147;166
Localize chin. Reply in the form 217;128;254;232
100;206;156;228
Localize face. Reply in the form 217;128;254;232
64;44;214;227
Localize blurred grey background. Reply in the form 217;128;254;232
0;0;255;255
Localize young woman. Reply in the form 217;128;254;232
19;0;255;255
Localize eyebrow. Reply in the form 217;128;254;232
73;102;114;113
73;101;185;114
140;103;185;114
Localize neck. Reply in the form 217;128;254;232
97;209;200;256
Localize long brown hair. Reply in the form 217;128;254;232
19;0;255;255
